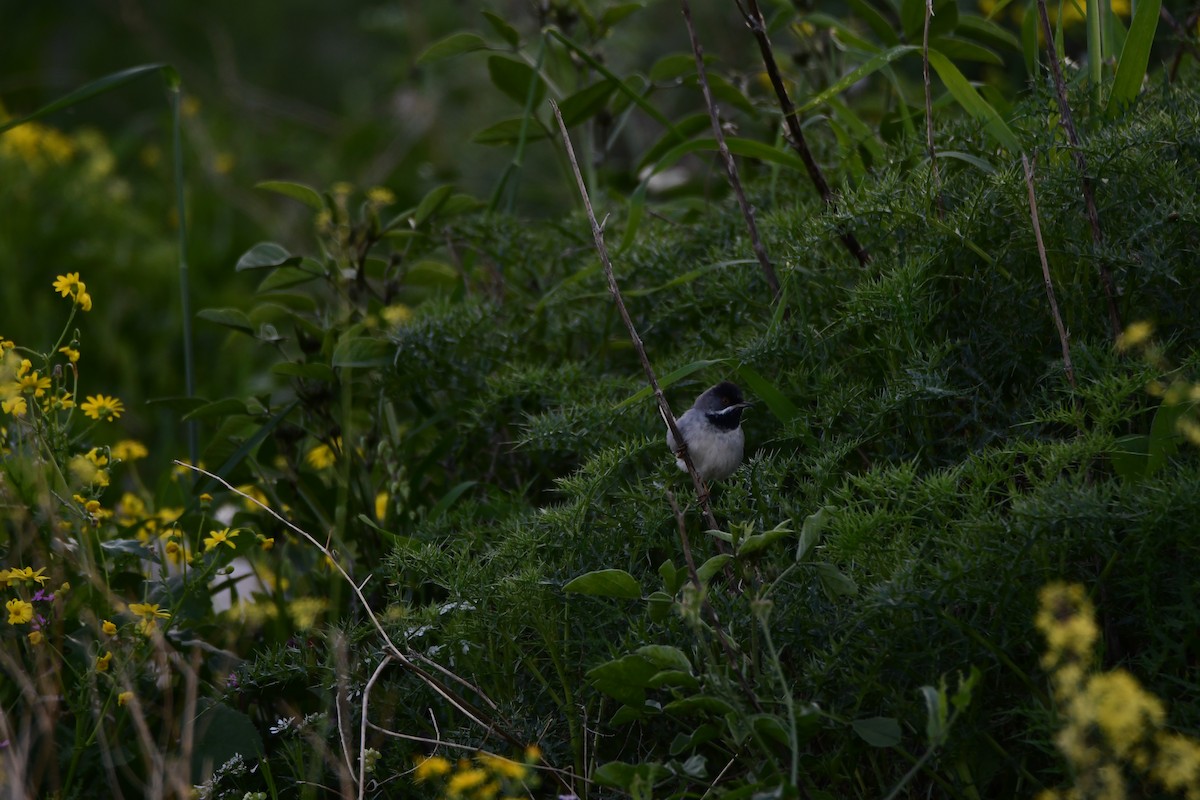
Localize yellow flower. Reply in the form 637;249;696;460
68;454;109;487
80;394;124;421
2;395;27;417
367;186;395;206
112;440;148;461
16;370;51;398
59;346;80;363
96;651;113;672
479;753;528;781
118;691;134;707
6;598;33;625
446;767;489;796
85;448;109;467
1117;320;1154;352
414;755;453;782
53;273;84;298
260;537;275;551
237;483;270;511
203;527;238;552
76;290;93;312
102;619;117;636
380;303;413;327
128;602;170;620
1035;582;1097;667
16;566;49;586
306;440;340;469
332;181;354;196
375;491;389;521
28;630;44;645
0;337;15;358
1153;731;1200;793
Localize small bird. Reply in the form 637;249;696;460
665;381;751;482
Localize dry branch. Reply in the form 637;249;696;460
1023;155;1078;391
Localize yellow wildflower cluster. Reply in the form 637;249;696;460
1117;321;1200;447
1036;582;1200;799
52;272;93;313
414;746;542;800
128;601;171;637
0;119;76;169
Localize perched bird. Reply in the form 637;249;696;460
665;381;750;482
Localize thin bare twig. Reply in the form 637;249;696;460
1023;154;1077;391
549;102;721;534
1034;0;1122;339
923;0;945;218
735;0;872;266
679;0;781;299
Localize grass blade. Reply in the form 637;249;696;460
1107;0;1162;114
0;64;167;134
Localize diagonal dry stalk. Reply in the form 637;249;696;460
1023;154;1078;391
549;101;723;534
735;0;872;266
679;0;781;300
1034;0;1122;339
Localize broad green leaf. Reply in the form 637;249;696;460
587;655;657;705
647;590;674;622
189;699;264;779
929;35;1004;64
1107;0;1161;114
649;53;712;81
853;716;902;747
472;117;551;146
100;539;158;560
847;0;901;46
636;645;692;672
417;32;489;64
330;337;392;367
935;149;997;173
593;761;667;791
648;670;699;690
615;359;726;410
413;184;456;227
663;695;736;716
736;365;799;423
956;14;1021;50
0;64;167;135
257;264;322;292
1147;397;1188;475
558;79;619;126
658;560;684;595
927;49;1021;151
487;56;545;106
564;569;642;599
196;308;253;334
600;2;644;29
255;180;324;210
481;10;520;47
736;527;794;558
406;260;461;288
236;242;300;271
815;562;858;599
796;507;831;561
696;554;732;585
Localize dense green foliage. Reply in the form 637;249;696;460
3;1;1200;798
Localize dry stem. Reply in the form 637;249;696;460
736;0;872;266
1034;0;1122;339
923;0;945;218
1023;154;1077;391
679;0;781;299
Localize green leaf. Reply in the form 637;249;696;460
558;79;619;127
663;695;736;716
796;507;831;561
588;655;657;705
847;0;901;46
189;698;264;778
648;670;699;690
736;525;794;558
481;10;520;47
196;308;254;335
696;554;732;585
487;56;545;106
564;569;642;599
1107;0;1161;115
429;481;477;519
815;562;858;599
0;64;168;135
600;3;644;29
100;539;158;561
255;180;324;210
614;359;726;410
794;46;918;116
637;645;692;671
929;35;1004;65
649;53;709;81
593;761;667;791
956;14;1021;50
658;560;684;595
330;337;392;367
236;242;301;271
271;362;335;382
935;149;997;173
257;264;322;292
736;365;799;423
406;260;461;288
471;117;551;146
853;716;902;747
183;398;249;422
413;184;456;227
927;49;1021;151
921;684;949;745
647;590;674;622
417;31;489;64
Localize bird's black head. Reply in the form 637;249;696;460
697;381;750;429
